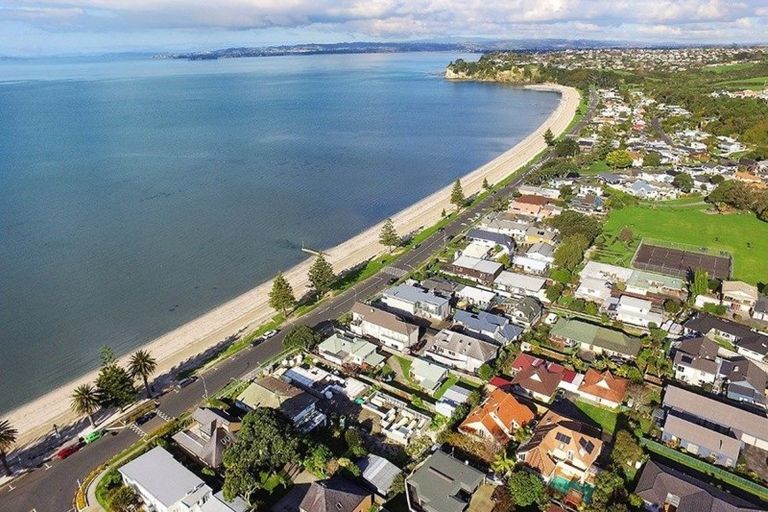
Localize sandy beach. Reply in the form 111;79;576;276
6;83;579;447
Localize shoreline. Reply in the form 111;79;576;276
5;83;580;447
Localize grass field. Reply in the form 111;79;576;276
575;399;618;434
715;75;768;91
595;202;768;285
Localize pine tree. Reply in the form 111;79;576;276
543;127;555;146
450;179;465;210
308;254;335;298
268;272;296;316
690;268;709;298
482;177;490;190
378;218;400;253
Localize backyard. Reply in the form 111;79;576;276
574;399;619;435
594;201;768;285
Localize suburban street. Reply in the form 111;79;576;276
1;90;595;512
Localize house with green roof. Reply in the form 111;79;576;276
317;332;387;368
550;318;641;359
410;357;448;394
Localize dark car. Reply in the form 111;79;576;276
136;412;156;425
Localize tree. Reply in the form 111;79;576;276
282;324;321;351
491;195;510;212
109;485;141;512
71;383;100;428
344;429;367;458
546;282;564;303
672;173;693;193
96;347;136;409
543;127;555;146
128;350;157;399
690;268;709;298
507;469;547;508
450;179;465;209
606;149;633;168
611;430;644;474
268;272;296;316
491;451;516;477
587;470;629;512
643;151;662;167
547;210;601;242
378;218;401;253
303;443;333;477
482;177;491;190
554;234;590;271
554;137;579;157
618;227;634;243
477;364;494;382
308;254;335;298
222;408;301;502
0;419;17;476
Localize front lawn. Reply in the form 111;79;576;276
433;373;460;399
575;399;619;434
598;203;768;284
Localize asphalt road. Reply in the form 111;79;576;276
1;88;595;512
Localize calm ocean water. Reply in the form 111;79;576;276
0;52;559;413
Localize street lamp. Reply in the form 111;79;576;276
200;375;209;400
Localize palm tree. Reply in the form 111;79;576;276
71;383;100;428
129;350;157;398
0;419;18;476
491;450;516;477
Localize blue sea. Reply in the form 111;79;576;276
0;52;560;412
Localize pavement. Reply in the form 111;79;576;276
0;88;596;512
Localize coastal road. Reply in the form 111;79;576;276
1;88;596;512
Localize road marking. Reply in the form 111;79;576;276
44;462;52;470
7;484;15;492
156;410;174;422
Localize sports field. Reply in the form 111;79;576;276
594;201;768;285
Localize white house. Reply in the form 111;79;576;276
455;285;497;309
607;295;663;328
119;447;213;512
435;384;473;417
512;243;554;274
423;329;498;374
350;302;419;352
673;337;720;387
381;283;451;321
493;271;547;299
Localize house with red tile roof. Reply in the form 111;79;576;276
458;388;536;447
509;353;570;403
576;369;629;409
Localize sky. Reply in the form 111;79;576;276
1;0;767;56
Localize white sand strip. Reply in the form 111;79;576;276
5;84;580;446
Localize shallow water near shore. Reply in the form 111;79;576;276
0;52;559;413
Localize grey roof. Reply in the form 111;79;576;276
755;295;768;314
200;492;250;512
634;460;763;512
438;385;473;406
427;330;499;364
662;386;768;442
467;229;515;252
720;358;768;405
299;476;370;512
663;412;741;462
119;447;210;509
503;296;543;324
684;314;768;356
358;454;402;496
384;284;450;308
673;337;720;375
452;309;522;343
407;450;485;512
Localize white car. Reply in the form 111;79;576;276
261;329;279;339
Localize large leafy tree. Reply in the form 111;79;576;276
308;254;335;298
71;383;100;427
378;218;401;253
109;485;141;512
507;468;547;508
554;234;590;271
0;419;18;476
222;408;301;503
554;137;580;157
606;149;633;168
547;210;602;242
282;324;321;351
129;350;157;399
672;173;693;193
268;272;296;316
611;430;644;476
96;347;136;409
450;179;465;209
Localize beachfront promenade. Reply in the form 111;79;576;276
1;84;585;512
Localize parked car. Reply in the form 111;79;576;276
56;443;81;460
83;430;103;445
261;329;279;340
136;412;156;425
173;376;196;392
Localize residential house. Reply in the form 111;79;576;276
443;255;503;286
452;309;523;346
580;261;634;284
423;330;498;374
435;384;473;418
508;353;569;402
518;185;561;199
406;450;487;512
282;365;368;400
634;460;763;512
604;295;664;328
119;447;213;512
410;357;448;394
753;296;768;322
684;313;768;362
493;271;547;299
236;376;325;432
272;476;372;512
349;302;419;353
576;369;628;409
673;336;720;386
661;410;742;467
458;388;535;447
454;285;497;310
570;193;604;215
721;281;759;315
662;386;768;456
524;226;559;246
317;332;386;368
510;195;551;218
361;391;430;444
513;243;555;274
381;284;452;321
625;270;687;301
575;277;613;304
200;491;249;512
420;276;458;296
466;229;516;254
516;409;603;485
172;407;240;468
550;318;641;359
480;214;530;241
357;454;402;499
499;296;543;329
719;358;768;408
